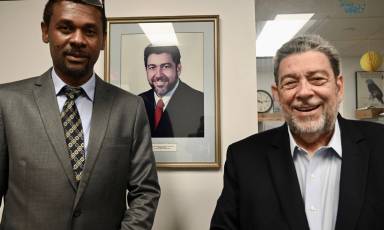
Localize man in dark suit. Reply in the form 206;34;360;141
139;45;204;137
211;35;384;230
0;1;160;229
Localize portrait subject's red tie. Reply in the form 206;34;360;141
154;99;164;129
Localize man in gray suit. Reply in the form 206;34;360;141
0;0;160;229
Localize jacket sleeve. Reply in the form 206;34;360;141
210;145;239;230
120;98;161;230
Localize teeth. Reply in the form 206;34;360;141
296;105;318;111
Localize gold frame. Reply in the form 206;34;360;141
104;15;220;169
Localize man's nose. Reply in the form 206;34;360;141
154;67;163;77
296;80;314;98
70;30;86;48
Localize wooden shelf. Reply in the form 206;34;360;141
258;112;283;121
355;108;384;119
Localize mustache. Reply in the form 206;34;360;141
292;99;321;107
151;76;169;82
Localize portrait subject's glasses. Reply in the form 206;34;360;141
82;0;104;8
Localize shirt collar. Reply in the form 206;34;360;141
51;68;96;101
288;118;342;158
154;79;180;107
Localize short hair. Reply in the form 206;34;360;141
43;0;107;34
273;34;341;84
144;45;181;67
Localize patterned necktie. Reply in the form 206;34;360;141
154;99;164;129
60;86;85;183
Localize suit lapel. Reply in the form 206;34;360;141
165;81;185;116
267;124;310;230
32;70;77;190
335;117;369;230
74;76;114;208
165;81;182;111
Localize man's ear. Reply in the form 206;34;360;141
177;64;182;75
336;75;344;103
41;22;49;44
271;83;280;104
101;32;106;50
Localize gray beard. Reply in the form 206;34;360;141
285;107;338;137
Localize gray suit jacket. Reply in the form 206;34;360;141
0;69;160;230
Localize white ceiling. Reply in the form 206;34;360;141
255;0;384;57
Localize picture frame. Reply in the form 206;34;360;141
355;71;384;109
105;16;220;169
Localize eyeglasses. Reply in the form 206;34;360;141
82;0;104;8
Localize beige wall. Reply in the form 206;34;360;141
0;0;257;229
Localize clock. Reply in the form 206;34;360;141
257;90;273;113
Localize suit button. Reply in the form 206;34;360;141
73;209;82;217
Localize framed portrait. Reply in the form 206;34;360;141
105;16;220;168
356;71;384;109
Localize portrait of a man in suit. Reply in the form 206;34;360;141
139;45;204;138
0;1;160;229
211;35;384;230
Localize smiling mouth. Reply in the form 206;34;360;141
67;55;86;59
154;83;168;90
66;55;88;63
65;50;88;61
295;105;320;112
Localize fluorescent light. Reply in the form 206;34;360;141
256;13;314;57
139;23;179;46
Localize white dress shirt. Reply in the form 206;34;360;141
288;120;342;230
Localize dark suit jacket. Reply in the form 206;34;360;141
211;115;384;230
139;81;204;137
0;69;160;230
